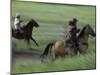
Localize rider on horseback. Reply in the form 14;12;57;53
14;13;24;33
65;18;80;55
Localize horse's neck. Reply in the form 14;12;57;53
79;33;89;43
25;23;33;32
28;25;33;31
28;25;33;35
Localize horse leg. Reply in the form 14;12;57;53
31;37;39;47
50;46;56;61
26;39;32;50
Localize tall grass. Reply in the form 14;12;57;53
12;53;95;73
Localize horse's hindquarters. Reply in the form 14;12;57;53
52;41;75;58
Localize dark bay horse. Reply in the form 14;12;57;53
41;24;96;60
12;19;39;48
78;24;96;54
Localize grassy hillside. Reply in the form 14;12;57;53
11;1;96;74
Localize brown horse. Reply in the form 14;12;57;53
78;24;96;54
12;19;39;48
41;24;96;60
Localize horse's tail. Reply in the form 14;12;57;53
40;42;54;58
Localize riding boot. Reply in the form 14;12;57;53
76;47;80;55
74;47;78;55
75;41;81;55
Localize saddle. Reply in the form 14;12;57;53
64;39;74;48
14;29;24;34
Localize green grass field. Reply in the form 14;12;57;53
11;1;96;74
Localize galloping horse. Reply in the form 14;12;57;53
41;24;96;60
12;19;39;48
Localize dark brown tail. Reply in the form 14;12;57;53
40;42;54;58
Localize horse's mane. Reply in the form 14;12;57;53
22;19;39;30
78;26;87;37
27;19;33;25
23;19;33;28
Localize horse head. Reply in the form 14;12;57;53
29;19;39;28
85;24;96;37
